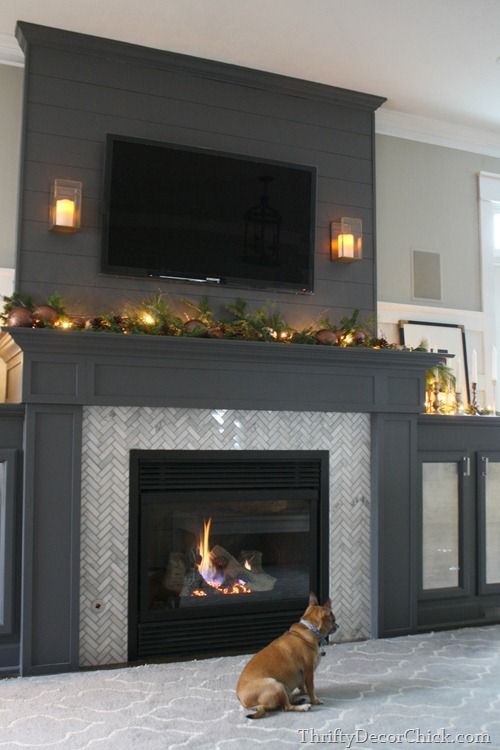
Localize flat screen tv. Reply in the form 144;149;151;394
101;135;316;293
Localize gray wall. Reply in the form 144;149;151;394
376;134;500;312
14;22;383;329
0;64;23;270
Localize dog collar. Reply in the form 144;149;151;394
300;618;327;645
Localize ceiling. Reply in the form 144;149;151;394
1;0;500;154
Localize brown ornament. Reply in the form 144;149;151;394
315;329;339;345
207;326;224;339
184;319;208;335
7;306;34;328
71;316;87;330
33;304;59;325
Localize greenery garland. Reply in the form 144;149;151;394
1;291;397;349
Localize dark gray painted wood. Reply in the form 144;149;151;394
0;450;18;639
0;406;25;672
21;404;81;675
1;329;443;413
15;22;385;325
418;414;500;450
374;414;418;637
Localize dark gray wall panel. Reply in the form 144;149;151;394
0;450;18;639
21;405;81;674
27;77;374;160
0;406;25;673
16;22;383;324
19;248;375;298
375;414;418;637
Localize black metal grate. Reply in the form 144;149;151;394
138;609;303;658
138;458;322;492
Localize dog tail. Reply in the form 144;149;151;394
246;706;267;719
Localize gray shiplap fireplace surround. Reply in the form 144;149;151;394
0;22;443;676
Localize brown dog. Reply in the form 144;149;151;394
236;593;337;719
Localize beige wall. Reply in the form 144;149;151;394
0;64;23;271
376;134;500;312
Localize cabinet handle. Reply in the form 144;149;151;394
463;456;471;477
482;456;489;477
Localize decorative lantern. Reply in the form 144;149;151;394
330;217;362;262
49;179;82;232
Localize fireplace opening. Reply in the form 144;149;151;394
129;450;329;660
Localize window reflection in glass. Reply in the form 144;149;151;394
422;462;460;589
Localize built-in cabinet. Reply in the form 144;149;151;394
417;417;500;630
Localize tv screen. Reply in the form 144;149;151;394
101;135;316;293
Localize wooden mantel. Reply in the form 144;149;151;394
0;328;443;413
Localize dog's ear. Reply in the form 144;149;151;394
323;598;332;611
309;592;319;606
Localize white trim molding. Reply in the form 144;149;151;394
0;34;24;67
376;109;500;159
478;172;500;409
377;301;484;331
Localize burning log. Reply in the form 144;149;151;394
194;518;276;595
239;550;264;574
210;545;276;592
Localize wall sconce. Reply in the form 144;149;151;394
330;217;362;262
49;179;82;232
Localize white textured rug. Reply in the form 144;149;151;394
0;627;499;749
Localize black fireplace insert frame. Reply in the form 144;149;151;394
128;449;329;661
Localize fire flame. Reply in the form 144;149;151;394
195;518;251;595
197;518;225;588
244;559;251;571
219;582;251;595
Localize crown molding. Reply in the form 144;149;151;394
16;22;386;112
376;108;500;159
0;33;24;67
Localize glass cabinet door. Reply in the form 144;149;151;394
419;452;472;598
478;453;500;594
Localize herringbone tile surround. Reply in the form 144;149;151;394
80;407;371;666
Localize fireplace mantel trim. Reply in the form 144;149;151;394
0;328;443;413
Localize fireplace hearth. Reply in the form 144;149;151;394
129;450;329;659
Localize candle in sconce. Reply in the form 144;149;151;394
339;233;354;258
472;349;478;384
55;198;75;227
492;347;498;382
